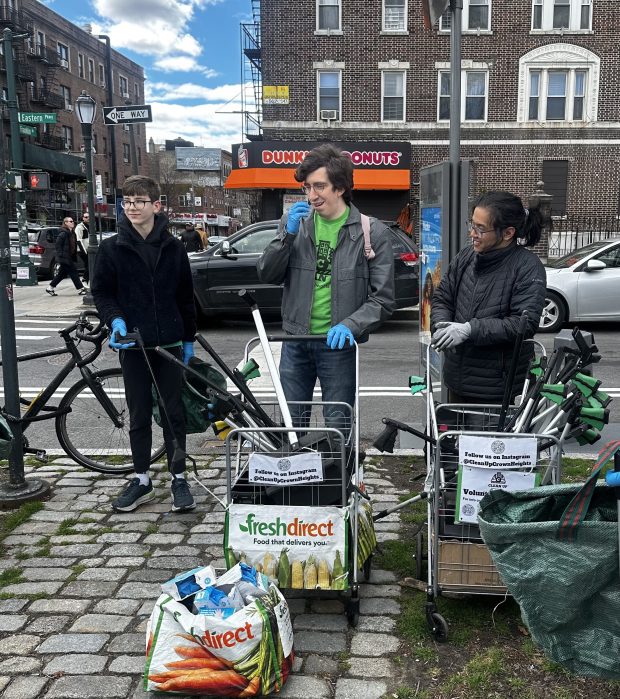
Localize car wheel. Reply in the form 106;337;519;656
539;291;566;333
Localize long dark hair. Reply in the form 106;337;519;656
295;143;354;204
472;190;551;247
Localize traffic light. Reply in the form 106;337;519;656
28;172;50;190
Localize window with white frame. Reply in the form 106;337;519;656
531;0;592;31
318;71;341;119
119;75;128;97
440;0;491;31
98;64;105;87
88;59;94;83
57;42;69;69
317;0;340;31
383;0;407;31
382;71;405;121
62;125;73;150
438;70;488;121
518;44;599;122
78;53;84;79
123;143;130;163
60;85;71;111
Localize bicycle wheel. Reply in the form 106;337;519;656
56;367;166;474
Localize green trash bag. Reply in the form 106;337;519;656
152;356;227;435
0;414;13;460
478;440;620;679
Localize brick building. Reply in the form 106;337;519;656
227;0;620;228
1;0;148;225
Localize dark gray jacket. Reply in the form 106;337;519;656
55;226;78;265
257;204;395;341
431;243;546;401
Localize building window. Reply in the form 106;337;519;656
78;53;84;79
383;0;407;31
440;0;491;31
102;137;107;156
57;42;69;69
98;64;105;87
62;125;73;150
36;31;45;50
123;143;130;163
317;70;341;120
317;0;340;31
119;75;128;98
438;70;488;121
518;44;599;122
542;160;569;215
531;0;592;31
382;70;405;121
60;85;71;111
88;59;94;83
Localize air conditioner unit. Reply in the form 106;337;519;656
123;124;130;131
28;47;36;55
64;141;72;150
123;157;129;163
104;187;111;194
320;109;338;120
66;105;73;112
121;91;129;98
60;58;69;70
99;81;106;88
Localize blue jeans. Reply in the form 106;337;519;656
279;340;356;434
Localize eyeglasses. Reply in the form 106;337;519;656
121;199;153;210
65;220;74;223
467;220;496;237
301;182;329;195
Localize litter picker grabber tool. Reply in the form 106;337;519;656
498;310;528;430
373;417;436;454
239;289;299;450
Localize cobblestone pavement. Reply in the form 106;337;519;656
0;453;409;698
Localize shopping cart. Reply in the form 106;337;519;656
419;400;561;641
222;334;375;627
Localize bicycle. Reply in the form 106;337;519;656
0;312;166;474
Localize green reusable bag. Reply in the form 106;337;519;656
0;414;13;460
478;440;620;679
152;356;226;435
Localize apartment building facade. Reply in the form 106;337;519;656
232;0;620;223
0;0;148;224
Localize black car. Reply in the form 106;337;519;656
190;219;419;319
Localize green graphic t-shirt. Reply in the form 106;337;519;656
309;207;350;334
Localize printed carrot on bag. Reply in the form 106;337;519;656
165;657;230;671
155;668;250;694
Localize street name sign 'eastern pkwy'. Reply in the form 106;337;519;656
19;112;57;124
103;104;153;125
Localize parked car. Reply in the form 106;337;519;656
190;219;419;319
539;238;620;332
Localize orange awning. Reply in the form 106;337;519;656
225;168;410;190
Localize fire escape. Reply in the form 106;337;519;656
0;2;32;124
241;0;262;141
28;39;65;150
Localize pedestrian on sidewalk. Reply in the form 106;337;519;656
75;212;90;283
180;223;204;253
92;175;197;513
45;216;87;296
257;143;395;430
430;190;549;404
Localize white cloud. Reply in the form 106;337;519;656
145;81;249;103
153;56;217;77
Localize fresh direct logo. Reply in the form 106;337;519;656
239;513;334;537
203;622;255;649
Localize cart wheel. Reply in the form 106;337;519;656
414;530;425;580
362;554;373;582
429;612;449;642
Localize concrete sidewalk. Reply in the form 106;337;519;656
0;453;406;699
12;283;93;319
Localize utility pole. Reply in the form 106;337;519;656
4;28;36;286
98;35;117;195
0;33;50;506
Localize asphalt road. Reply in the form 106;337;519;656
2;312;619;459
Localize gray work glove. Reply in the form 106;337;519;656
432;321;471;352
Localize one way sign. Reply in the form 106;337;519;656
103;104;153;125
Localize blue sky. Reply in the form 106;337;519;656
44;0;253;150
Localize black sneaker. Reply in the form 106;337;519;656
78;287;87;295
45;286;57;296
112;477;154;512
171;477;195;511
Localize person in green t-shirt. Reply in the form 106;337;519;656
257;144;396;432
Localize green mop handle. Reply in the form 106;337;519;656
615;453;620;566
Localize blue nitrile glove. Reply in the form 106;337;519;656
182;341;194;365
286;201;311;235
432;321;471;352
326;323;355;350
109;317;135;350
207;403;216;421
605;471;620;487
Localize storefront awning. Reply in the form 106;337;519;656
23;143;86;178
225;167;409;190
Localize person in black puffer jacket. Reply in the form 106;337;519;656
430;190;549;404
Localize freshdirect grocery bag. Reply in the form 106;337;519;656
144;574;294;695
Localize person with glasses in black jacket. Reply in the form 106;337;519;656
45;217;87;296
92;176;197;513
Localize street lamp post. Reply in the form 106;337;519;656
75;91;97;306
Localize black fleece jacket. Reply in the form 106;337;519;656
92;214;196;347
431;243;546;402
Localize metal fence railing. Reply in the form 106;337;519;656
547;215;620;257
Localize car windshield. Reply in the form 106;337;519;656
547;240;614;269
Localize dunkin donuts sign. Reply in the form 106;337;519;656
234;140;411;170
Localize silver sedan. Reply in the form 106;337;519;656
539;238;620;332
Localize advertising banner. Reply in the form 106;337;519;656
175;147;221;171
225;505;349;591
248;452;323;486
